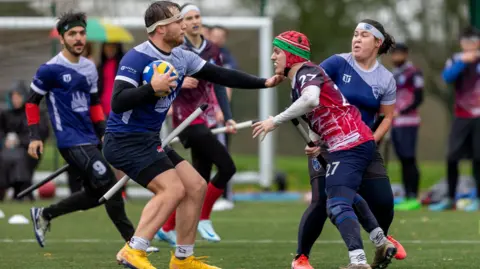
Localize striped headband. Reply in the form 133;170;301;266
273;36;310;60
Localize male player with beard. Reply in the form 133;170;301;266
253;30;396;269
390;43;424;211
102;2;282;268
156;3;236;245
27;11;136;249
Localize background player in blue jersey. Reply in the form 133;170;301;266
430;26;480;211
102;2;283;269
25;11;135;249
291;19;406;269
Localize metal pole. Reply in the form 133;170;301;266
51;0;59;170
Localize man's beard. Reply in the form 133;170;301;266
164;32;183;48
393;60;406;67
65;42;84;57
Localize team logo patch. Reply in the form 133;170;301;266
342;74;352;83
71;92;88;112
63;74;71;83
312;158;321;171
397;75;406;85
372;85;380;99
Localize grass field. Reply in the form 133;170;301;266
1;201;480;268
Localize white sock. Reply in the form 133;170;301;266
175;244;194;258
369;227;387;247
349;249;367;264
129;236;150;251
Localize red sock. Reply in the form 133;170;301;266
200;183;224;220
163;210;176;232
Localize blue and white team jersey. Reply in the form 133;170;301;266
320;53;396;127
106;41;206;133
31;53;99;148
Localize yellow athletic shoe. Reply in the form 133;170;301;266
169;252;221;269
116;243;156;269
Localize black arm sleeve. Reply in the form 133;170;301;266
399;90;424;115
26;89;43;104
213;84;233;121
111;80;156;114
192;62;266;89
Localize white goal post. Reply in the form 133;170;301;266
0;16;276;188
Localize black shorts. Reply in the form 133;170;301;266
391;126;418;159
447;117;480;161
103;132;184;188
59;144;115;192
313;145;388;180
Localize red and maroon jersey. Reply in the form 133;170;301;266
392;62;423;127
447;53;480;118
292;62;374;152
172;37;223;128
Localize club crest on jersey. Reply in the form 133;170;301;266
312;158;321;171
342;74;352;83
63;74;71;83
372;85;380;99
397;75;406;85
71;91;88;112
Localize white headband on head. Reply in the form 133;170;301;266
181;4;200;17
146;12;183;33
356;22;385;41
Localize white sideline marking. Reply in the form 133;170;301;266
2;239;480;244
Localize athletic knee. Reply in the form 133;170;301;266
326;198;356;225
185;173;207;198
217;158;236;179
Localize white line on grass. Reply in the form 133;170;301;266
2;239;480;244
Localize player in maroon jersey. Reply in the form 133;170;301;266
252;31;396;269
156;3;237;245
390;43;424;211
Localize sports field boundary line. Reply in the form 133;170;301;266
2;239;480;244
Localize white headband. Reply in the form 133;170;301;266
146;12;183;33
181;4;200;17
356;22;385;41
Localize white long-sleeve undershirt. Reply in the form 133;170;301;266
273;85;320;126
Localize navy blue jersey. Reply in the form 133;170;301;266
320;53;396;127
30;53;99;148
106;41;206;133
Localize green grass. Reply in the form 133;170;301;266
1;201;480;268
38;142;474;191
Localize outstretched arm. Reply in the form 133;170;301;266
273;86;320;125
192;62;269;89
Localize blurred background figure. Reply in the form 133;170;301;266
390;43;424;211
0;80;49;201
81;41;94;61
430;26;480;212
209;25;239;211
202;24;211;40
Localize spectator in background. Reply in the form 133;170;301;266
97;42;128;198
202;24;211;40
430;26;480;211
390;43;424;211
0;80;49;201
210;25;239;211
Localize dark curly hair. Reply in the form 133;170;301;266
56;11;87;37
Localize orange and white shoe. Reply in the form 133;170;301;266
387;235;406;260
291;254;314;269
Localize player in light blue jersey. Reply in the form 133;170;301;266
102;2;283;269
25;11;137;251
292;19;406;269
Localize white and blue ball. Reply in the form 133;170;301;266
142;60;178;97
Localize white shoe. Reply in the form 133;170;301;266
154;228;177;247
212;199;234;212
30;207;50;247
197;220;221;242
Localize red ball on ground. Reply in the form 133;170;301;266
38;181;56;199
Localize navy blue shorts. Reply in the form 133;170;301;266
103;132;184;188
391;126;418;159
325;141;376;192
